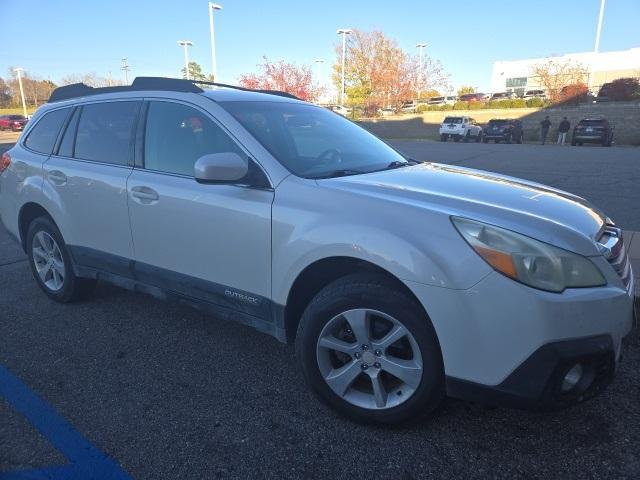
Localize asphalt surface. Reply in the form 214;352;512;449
1;135;640;479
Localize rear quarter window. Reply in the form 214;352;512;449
23;108;70;155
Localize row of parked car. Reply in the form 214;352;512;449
0;114;29;132
439;116;614;146
400;90;547;112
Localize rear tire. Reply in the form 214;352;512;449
517;134;523;144
475;132;482;143
463;131;470;143
440;134;447;142
26;216;96;303
506;134;512;144
295;273;444;425
454;135;461;142
482;138;489;143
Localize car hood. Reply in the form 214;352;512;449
323;163;606;256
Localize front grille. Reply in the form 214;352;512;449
598;227;632;289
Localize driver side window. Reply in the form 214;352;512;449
144;101;245;176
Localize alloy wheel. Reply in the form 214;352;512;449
32;231;65;291
316;308;423;410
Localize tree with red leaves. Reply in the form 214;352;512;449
238;57;322;102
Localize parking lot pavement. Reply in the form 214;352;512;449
1;140;639;479
389;140;640;231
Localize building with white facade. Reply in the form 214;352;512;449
490;47;640;95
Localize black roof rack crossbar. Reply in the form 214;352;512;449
48;77;300;102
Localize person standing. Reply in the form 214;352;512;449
557;117;570;145
540;116;552;145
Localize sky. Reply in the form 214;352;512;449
1;0;639;93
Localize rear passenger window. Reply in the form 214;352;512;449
144;101;244;176
24;108;69;155
75;101;139;165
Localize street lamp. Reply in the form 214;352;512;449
13;67;27;118
594;0;606;53
208;3;222;81
177;40;194;79
416;43;427;99
336;28;352;106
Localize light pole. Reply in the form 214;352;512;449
208;3;222;81
416;43;427;99
336;28;352;106
313;59;324;104
13;68;27;118
594;0;606;53
177;40;193;79
121;58;130;84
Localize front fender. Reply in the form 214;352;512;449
271;176;492;305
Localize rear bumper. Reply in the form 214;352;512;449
446;334;620;409
573;134;606;143
483;133;509;140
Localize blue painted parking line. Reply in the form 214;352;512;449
0;364;131;480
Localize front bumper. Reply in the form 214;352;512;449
405;270;635;409
446;334;619;409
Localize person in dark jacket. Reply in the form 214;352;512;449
540;116;551;145
557;117;571;145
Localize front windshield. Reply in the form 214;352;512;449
219;101;407;178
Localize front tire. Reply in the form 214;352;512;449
295;273;444;425
440;134;447;142
26;216;96;303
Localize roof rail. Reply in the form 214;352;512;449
48;77;300;102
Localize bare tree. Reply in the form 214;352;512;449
530;59;588;103
60;73;122;87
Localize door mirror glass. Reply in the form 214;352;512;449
194;152;248;183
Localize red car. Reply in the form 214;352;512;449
0;114;28;131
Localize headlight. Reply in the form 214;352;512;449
452;217;606;292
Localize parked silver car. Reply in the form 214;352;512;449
0;78;635;424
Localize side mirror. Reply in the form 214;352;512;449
194;152;248;184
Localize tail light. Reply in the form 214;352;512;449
0;152;11;175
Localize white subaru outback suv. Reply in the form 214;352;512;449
0;78;635;424
439;115;483;142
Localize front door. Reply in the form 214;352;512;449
126;100;273;320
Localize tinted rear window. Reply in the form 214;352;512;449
443;117;463;124
579;119;606;126
489;120;509;125
23;108;70;155
74;101;139;165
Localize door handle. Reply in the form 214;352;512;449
130;186;159;203
47;170;67;185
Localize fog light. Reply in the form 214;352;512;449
561;363;584;393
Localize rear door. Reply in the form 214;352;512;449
43;100;140;273
126;99;273;319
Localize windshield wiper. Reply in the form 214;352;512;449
386;160;409;169
313;169;366;179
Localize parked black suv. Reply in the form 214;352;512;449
482;119;523;144
571;117;613;146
